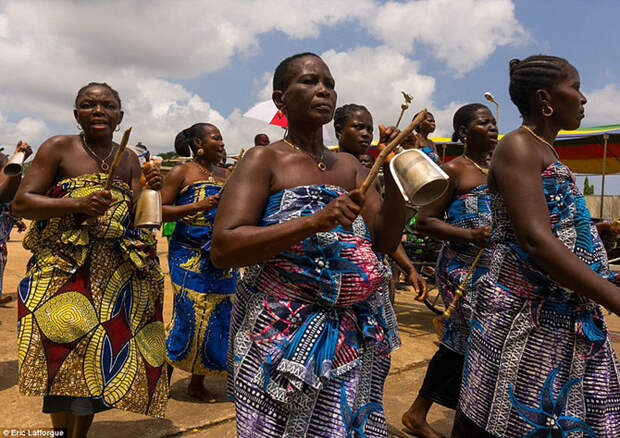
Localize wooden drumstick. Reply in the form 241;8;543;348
359;109;428;194
103;126;132;190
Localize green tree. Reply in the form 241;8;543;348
584;176;595;195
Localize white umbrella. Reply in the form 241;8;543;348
243;100;332;141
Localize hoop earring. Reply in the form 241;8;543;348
542;105;554;117
76;123;83;132
114;125;120;132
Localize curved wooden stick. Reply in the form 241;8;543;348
443;247;485;319
104;126;132;190
359;109;428;194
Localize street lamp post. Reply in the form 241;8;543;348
484;92;499;128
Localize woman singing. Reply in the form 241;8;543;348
162;123;237;403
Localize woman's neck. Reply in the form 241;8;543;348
521;115;560;145
193;156;217;172
464;147;488;164
286;127;325;156
82;133;113;151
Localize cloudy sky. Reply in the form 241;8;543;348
0;0;619;189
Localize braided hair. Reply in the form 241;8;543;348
509;55;570;116
333;104;371;132
273;52;321;91
75;82;121;108
174;123;215;157
451;103;488;143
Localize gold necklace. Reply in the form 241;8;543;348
192;160;215;180
81;134;115;171
283;138;327;171
462;154;489;175
521;125;559;159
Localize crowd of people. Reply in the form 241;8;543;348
0;51;618;438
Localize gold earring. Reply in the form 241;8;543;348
542;105;554;117
197;148;205;156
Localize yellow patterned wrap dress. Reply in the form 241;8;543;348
17;173;168;417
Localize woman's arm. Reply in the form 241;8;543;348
391;243;427;298
160;165;219;221
211;146;364;269
0;141;32;203
416;162;490;246
360;126;407;254
494;133;620;314
12;137;112;220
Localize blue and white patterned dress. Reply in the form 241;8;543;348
0;203;14;296
420;145;441;165
228;185;400;438
436;184;492;355
417;184;491;410
458;162;620;437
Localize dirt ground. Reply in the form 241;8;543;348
0;228;619;437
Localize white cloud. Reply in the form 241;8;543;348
0;0;376;153
0;114;50;151
368;0;528;74
0;0;527;154
582;84;620;126
257;46;464;141
321;46;436;133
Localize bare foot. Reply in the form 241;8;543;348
402;409;444;438
187;384;216;403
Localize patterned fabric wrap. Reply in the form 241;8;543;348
166;180;237;374
0;203;14;295
17;173;168;418
228;185;399;438
420;145;441;165
435;184;491;355
459;163;620;437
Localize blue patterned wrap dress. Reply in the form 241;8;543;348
420;145;441;165
436;184;492;355
417;184;492;410
228;185;400;438
0;203;14;296
458;163;620;437
166;180;238;374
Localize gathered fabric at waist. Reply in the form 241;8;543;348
232;269;393;403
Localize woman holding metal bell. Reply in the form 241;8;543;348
211;52;406;437
162;122;237;403
0;140;32;305
12;82;167;437
334;103;428;301
401;103;497;438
